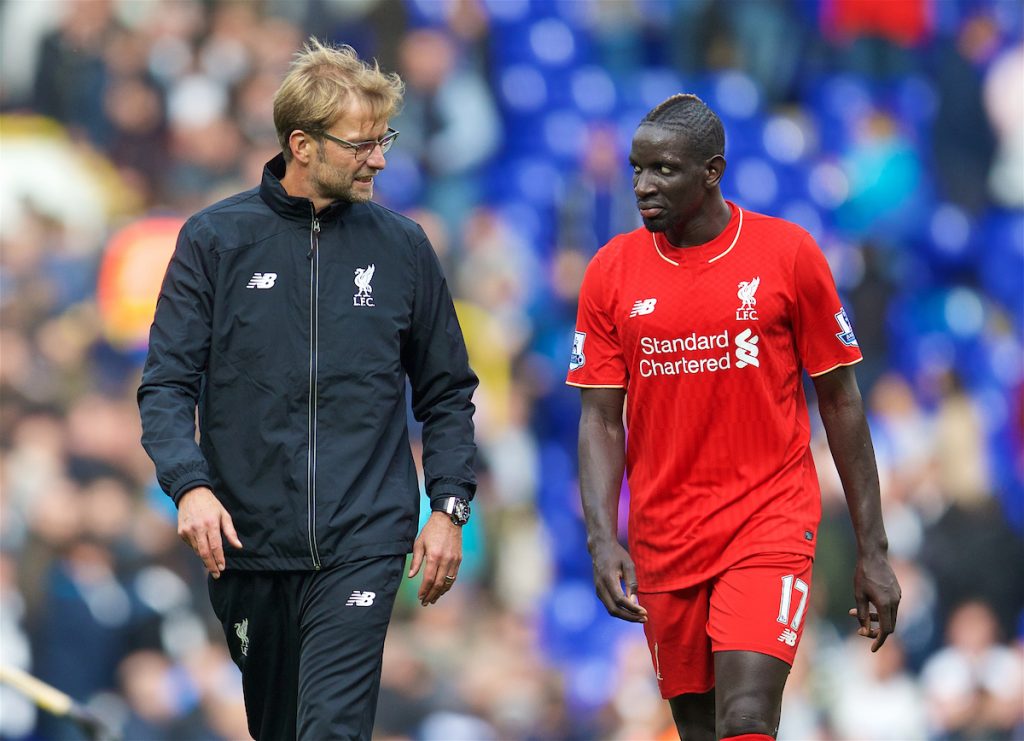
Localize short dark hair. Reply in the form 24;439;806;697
640;94;725;163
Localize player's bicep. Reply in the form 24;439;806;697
811;365;861;412
580;387;626;427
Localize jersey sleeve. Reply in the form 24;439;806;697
566;250;627;388
792;234;863;376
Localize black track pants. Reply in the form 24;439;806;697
208;555;405;740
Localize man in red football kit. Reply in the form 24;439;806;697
567;94;901;741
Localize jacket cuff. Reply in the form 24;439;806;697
170;474;214;507
427;483;473;507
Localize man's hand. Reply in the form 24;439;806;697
177;486;242;579
408;512;462;606
590;539;648;623
850;552;901;652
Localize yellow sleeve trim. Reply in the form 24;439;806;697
565;381;627;389
808;357;862;377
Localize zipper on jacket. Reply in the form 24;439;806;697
307;210;322;570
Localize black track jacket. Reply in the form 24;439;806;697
139;155;478;570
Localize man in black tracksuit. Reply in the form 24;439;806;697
138;39;477;740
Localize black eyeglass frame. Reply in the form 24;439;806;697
318;128;399;161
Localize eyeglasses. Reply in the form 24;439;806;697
319;128;399;161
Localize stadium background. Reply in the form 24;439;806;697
1;0;1022;738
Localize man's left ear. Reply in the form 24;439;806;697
706;155;726;187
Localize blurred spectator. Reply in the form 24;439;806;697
454;207;537;374
835;109;924;239
931;12;998;213
933;371;991;506
845;244;897;388
558;122;638;254
822;0;933;76
101;73;168;204
305;0;408;74
868;373;935;514
917;371;1024;635
666;0;733;76
887;558;940;672
983;42;1024;207
117;650;194;740
393;28;501;231
830;636;928;740
32;0;116;145
0;554;35;739
28;541;135;739
727;0;806;104
920;600;1024;740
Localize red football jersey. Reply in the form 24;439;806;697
567;203;862;591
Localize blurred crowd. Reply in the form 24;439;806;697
1;0;1022;739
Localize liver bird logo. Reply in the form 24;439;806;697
737;276;760;309
354;264;375;297
234;618;249;656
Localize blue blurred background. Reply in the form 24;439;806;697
1;0;1022;739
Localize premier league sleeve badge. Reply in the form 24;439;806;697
569;331;586;371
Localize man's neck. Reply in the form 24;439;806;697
665;195;731;247
279;161;333;213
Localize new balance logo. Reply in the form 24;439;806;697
246;272;277;289
346;590;376;607
630;298;657;317
734;328;760;368
778;628;798;647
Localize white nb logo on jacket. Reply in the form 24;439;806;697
346;590;376;607
246;272;277;289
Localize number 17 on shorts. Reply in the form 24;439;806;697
776;573;809;647
706;552;814;667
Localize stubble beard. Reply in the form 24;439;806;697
313;171;372;204
313;153;373;204
641;214;666;233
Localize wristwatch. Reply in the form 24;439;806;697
432;496;471;526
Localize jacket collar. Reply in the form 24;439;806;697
259;154;353;223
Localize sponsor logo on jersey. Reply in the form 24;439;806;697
569;331;586;371
778;628;798;647
629;298;657;317
353;264;375;307
834;307;858;346
346;590;376;607
246;272;277;289
736;276;760;320
734;328;760;368
637;329;761;376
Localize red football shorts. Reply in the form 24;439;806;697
639;552;814;698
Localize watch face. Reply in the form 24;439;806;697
451;498;470;525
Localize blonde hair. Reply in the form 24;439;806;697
273;38;404;159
